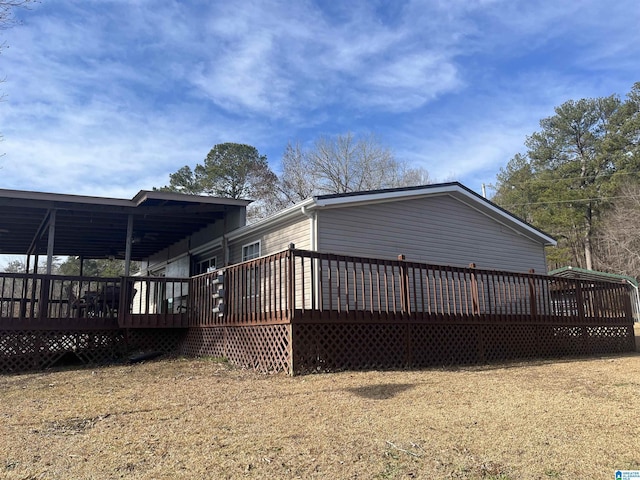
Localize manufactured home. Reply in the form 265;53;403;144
0;183;635;374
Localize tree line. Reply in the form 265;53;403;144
492;82;640;277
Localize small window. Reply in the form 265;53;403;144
193;255;216;276
242;241;261;261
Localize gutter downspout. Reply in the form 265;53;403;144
300;205;319;316
300;205;317;251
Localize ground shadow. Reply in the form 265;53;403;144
346;383;415;400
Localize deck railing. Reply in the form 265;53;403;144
190;250;293;326
192;248;633;326
1;249;633;329
0;273;122;329
0;273;189;329
119;276;189;328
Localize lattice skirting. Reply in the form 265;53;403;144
0;330;127;373
291;323;636;374
3;324;633;375
125;328;187;355
180;325;291;374
0;329;188;374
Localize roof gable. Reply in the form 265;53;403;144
313;182;556;246
227;182;556;247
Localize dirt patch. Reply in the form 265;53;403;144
1;354;640;479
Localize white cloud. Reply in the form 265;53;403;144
0;0;638;201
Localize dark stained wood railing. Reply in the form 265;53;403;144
0;273;121;329
119;276;189;328
193;248;632;326
190;250;292;327
1;249;633;329
0;273;189;329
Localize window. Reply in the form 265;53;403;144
242;241;261;261
194;255;216;276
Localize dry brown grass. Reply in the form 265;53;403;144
1;351;640;480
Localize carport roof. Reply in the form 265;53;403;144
0;188;250;260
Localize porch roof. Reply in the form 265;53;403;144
0;188;250;260
549;266;638;287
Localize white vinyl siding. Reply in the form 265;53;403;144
228;216;311;265
316;195;548;274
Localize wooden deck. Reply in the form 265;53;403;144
184;248;636;374
1;248;636;374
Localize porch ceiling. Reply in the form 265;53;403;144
0;189;250;260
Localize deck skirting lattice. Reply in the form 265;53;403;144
0;329;126;373
181;325;291;373
290;322;636;374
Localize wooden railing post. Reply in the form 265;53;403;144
469;263;484;363
398;254;410;315
623;286;634;321
575;281;585;320
38;277;50;322
469;263;480;315
528;269;537;319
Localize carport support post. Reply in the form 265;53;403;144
45;210;56;275
124;214;133;277
40;210;56;320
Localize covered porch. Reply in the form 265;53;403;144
0;188;249;371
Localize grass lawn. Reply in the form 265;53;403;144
1;351;640;480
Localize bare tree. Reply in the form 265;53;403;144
272;133;430;212
277;141;316;205
1;1;32;25
593;182;640;279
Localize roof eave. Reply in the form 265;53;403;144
132;190;252;207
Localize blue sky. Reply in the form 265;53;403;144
0;0;639;200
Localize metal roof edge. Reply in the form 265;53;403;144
132;190;252;207
0;188;134;207
549;266;639;287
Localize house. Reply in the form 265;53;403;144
0;183;634;374
144;182;556;278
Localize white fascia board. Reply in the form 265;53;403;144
313;185;453;208
225;198;315;242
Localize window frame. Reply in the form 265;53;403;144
193;255;217;276
241;240;261;262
